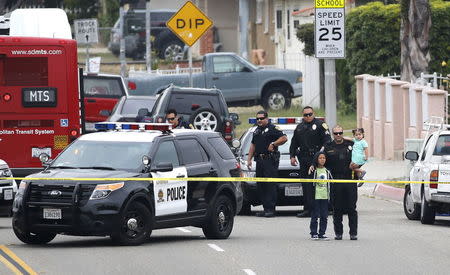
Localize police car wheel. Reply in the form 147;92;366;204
202;195;234;239
13;225;56;245
111;201;152;246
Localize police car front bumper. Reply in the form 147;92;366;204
13;189;124;236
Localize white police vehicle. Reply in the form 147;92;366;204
13;122;242;245
0;159;17;215
232;117;306;214
404;118;450;224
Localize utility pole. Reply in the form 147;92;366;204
119;2;127;78
145;0;151;72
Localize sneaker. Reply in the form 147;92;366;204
350;235;358;240
357;182;364;187
255;212;266;217
311;235;319;240
264;211;276;218
334;234;342;240
359;171;366;179
318;235;330;241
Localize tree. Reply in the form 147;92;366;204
400;0;432;82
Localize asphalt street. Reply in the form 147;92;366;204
0;186;449;275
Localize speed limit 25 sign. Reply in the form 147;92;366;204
314;0;345;59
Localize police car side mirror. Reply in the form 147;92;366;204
151;162;173;172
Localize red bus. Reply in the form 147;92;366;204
0;36;81;177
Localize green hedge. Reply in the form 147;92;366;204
296;0;450;113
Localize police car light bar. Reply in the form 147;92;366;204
248;117;302;124
94;122;172;132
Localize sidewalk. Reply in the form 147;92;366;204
359;159;407;202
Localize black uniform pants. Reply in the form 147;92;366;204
331;182;358;236
256;158;278;212
299;156;313;212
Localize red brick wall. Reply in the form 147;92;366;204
200;29;214;55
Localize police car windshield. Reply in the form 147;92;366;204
51;140;152;171
242;129;293;156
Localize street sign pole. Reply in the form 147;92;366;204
324;59;337;128
145;1;151;73
188;47;193;87
85;39;90;73
119;6;126;78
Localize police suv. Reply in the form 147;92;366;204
232;118;305;214
12;123;242;245
404;119;450;224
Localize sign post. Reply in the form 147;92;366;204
74;19;99;74
167;1;213;87
314;0;345;129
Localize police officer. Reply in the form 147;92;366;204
323;125;358;240
247;110;287;217
166;109;194;129
290;106;331;217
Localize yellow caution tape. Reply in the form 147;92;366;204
0;177;449;185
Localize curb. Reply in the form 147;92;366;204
373;183;405;201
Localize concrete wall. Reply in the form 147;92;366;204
356;74;448;160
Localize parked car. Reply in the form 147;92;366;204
12;123;242;245
232;118;303;214
141;85;240;144
108;9;186;60
82;73;129;131
404;119;450;224
127;52;303;110
0;158;17;216
232;117;327;214
105;96;157;122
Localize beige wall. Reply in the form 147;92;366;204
249;0;276;65
206;0;239;53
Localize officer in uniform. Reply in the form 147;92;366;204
289;106;331;217
165;109;194;129
323;125;358;240
247;110;287;217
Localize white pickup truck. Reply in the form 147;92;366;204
404;122;450;224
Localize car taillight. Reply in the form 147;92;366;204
430;170;438;189
224;120;233;141
128;81;136;90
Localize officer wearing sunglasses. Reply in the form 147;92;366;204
289;106;331;218
165;109;194;129
247;110;287;217
323;125;358;241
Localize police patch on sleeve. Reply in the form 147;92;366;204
322;123;329;130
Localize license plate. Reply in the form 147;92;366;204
32;147;52;158
3;189;13;200
43;208;62;220
285;186;303;196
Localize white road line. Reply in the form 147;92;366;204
243;269;256;275
176;227;191;233
207;243;224;252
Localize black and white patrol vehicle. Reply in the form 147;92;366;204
12;122;242;246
